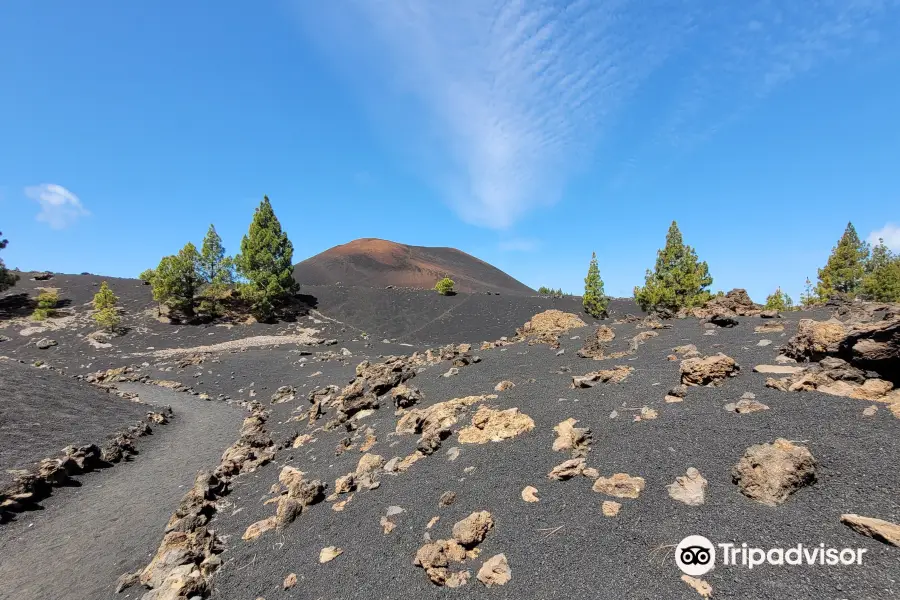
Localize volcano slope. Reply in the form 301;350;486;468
1;276;898;600
293;238;535;295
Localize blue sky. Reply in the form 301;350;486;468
2;1;899;301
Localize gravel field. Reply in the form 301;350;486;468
1;275;897;600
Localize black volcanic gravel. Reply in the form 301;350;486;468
1;277;898;600
204;312;899;600
0;360;149;489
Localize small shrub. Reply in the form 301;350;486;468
32;289;59;320
434;277;455;295
764;287;793;312
93;282;121;332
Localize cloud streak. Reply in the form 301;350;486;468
295;0;695;229
294;0;898;227
25;184;89;229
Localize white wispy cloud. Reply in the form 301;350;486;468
294;0;695;229
869;223;900;252
25;184;89;229
294;0;898;226
498;237;540;252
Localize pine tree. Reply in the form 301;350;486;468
582;252;609;318
197;224;234;317
0;231;18;292
198;224;233;287
151;242;200;317
764;287;793;312
800;277;817;308
815;222;869;300
634;221;713;312
93;281;121;331
861;239;900;302
234;196;298;320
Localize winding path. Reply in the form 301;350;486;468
0;385;243;600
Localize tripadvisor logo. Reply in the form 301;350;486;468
675;535;868;574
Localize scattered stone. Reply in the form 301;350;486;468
397;394;496;455
576;325;616;358
439;491;457;507
863;405;878;416
732;439;817;506
380;516;396;534
476;554;511;587
446;447;460;461
592;473;645;498
548;458;586;480
427;516;440;529
840;514;900;546
242;517;277;541
521;486;539;503
270;385;296;404
680;353;740;386
494;380;515;391
319;546;343;563
757;339;772;347
35;338;58;349
633;406;658;421
452;511;494;547
457;406;535;444
283;573;298;589
764;356;897;401
442;367;459;378
601;501;621;517
571;366;633;387
760;310;781;319
391;384;424;408
775;354;797;364
724;397;770;413
414;539;469;587
552;418;592;457
666;468;707;506
681;574;713;598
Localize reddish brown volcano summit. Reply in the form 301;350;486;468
293;238;534;295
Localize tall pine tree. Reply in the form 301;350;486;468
634;221;712;312
234;196;298;320
582;252;609;318
198;224;233;287
815;222;869;300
